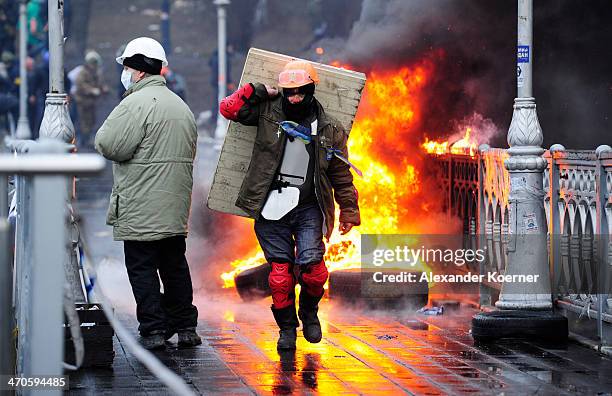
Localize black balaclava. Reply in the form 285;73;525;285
282;83;316;122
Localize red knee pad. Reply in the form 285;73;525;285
300;260;328;297
268;262;296;309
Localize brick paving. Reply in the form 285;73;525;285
66;139;612;395
67;292;612;395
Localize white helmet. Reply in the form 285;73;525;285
85;50;102;65
115;37;168;67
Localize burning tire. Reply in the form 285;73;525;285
234;263;271;301
471;310;568;342
329;269;428;310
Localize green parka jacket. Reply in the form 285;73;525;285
95;75;197;241
221;83;360;239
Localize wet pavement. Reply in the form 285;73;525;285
67;292;612;395
66;138;612;395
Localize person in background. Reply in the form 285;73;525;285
74;50;107;147
25;51;71;139
0;52;18;131
26;0;48;57
25;56;38;132
0;0;18;55
67;62;83;140
161;66;187;102
95;37;200;350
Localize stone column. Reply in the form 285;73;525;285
496;0;552;310
39;0;75;143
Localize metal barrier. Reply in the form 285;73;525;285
430;144;612;349
0;139;105;394
2;138;196;395
547;145;612;348
0;171;13;382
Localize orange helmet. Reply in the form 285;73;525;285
277;60;320;88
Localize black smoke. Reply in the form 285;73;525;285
322;0;611;150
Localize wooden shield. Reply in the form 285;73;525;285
207;48;366;217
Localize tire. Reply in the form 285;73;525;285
234;263;271;301
471;310;568;342
329;269;428;310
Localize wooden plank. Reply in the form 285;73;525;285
207;48;366;217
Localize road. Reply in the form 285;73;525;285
66;136;612;396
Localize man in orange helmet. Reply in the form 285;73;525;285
220;60;360;350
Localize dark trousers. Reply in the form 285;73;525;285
254;202;326;267
123;236;198;335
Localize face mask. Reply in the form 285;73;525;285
121;69;134;90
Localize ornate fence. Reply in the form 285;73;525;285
430;144;612;347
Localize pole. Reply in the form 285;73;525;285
496;0;552;310
517;0;532;99
214;0;230;143
42;0;84;304
0;175;11;378
161;0;171;56
39;0;75;143
25;175;67;395
15;0;31;139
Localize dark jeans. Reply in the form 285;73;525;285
254;202;326;266
123;236;198;335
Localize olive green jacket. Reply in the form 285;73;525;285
95;75;197;241
224;83;360;239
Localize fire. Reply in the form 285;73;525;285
422;127;479;157
422;139;449;156
315;47;325;55
220;251;266;289
483;149;510;208
221;57;446;288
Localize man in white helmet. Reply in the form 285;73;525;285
95;37;200;350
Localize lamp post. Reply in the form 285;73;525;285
213;0;230;144
15;0;31;139
496;0;552;310
161;0;171;56
39;0;75;143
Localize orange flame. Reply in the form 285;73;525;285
221;59;446;288
422;127;479;157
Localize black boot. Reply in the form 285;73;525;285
139;330;166;350
298;290;323;343
271;305;298;350
177;327;202;347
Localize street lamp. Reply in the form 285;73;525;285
214;0;230;145
496;0;552;310
161;0;171;56
15;0;31;139
39;0;75;143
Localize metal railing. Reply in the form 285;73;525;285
1;138;196;395
430;144;612;348
0;139;105;394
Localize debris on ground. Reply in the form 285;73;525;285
417;306;444;316
376;334;398;340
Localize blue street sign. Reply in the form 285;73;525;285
517;45;530;63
